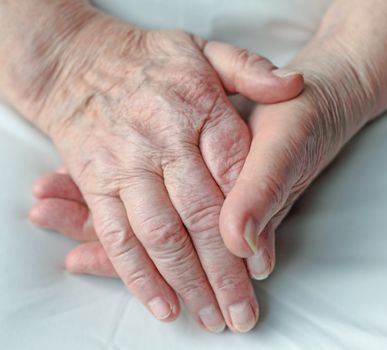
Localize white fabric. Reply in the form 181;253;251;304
1;0;387;349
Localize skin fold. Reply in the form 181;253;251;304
1;0;387;334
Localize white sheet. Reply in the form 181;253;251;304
1;1;387;349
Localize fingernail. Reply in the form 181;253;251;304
228;300;257;333
148;297;172;320
244;218;259;254
272;68;303;78
198;304;226;333
249;248;272;280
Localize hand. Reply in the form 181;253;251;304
218;1;387;277
31;22;387;307
31;0;387;301
25;5;303;333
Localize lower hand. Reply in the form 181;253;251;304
218;4;387;276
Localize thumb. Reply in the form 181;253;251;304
219;103;302;258
202;41;304;104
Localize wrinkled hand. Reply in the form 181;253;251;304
218;2;387;276
31;3;387;329
28;8;303;333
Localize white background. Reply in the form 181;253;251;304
1;1;386;349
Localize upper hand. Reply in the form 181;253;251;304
29;9;303;333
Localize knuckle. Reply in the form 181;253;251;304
161;243;196;267
213;273;249;294
233;48;251;70
200;118;250;193
98;225;137;259
168;69;223;116
213;152;246;192
182;203;222;233
178;279;210;301
160;141;198;169
125;269;150;292
198;252;251;294
232;48;266;71
98;225;127;245
143;217;187;251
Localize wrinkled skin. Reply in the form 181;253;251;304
22;9;304;333
30;0;387;333
32;56;385;281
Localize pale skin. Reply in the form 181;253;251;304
0;0;304;334
1;0;387;334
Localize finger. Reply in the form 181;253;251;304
66;241;118;277
163;152;258;333
246;194;302;280
56;166;68;174
86;194;180;323
29;198;97;241
120;174;226;333
32;172;84;203
220;104;300;258
246;225;275;280
199;94;251;195
202;41;304;103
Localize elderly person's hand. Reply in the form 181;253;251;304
218;0;387;275
30;0;387;328
0;0;303;333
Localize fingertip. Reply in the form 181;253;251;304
219;191;256;258
247;70;304;104
247;226;276;280
227;299;259;333
203;40;304;104
220;176;277;258
28;202;47;227
31;179;47;199
164;303;180;322
148;296;181;323
271;69;305;98
65;244;96;274
65;249;81;274
32;173;60;199
32;172;84;202
65;243;117;277
56;166;67;174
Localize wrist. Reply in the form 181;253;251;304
308;0;387;118
0;0;143;139
287;19;386;136
0;0;98;131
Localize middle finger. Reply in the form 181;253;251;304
120;172;226;333
163;151;258;333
